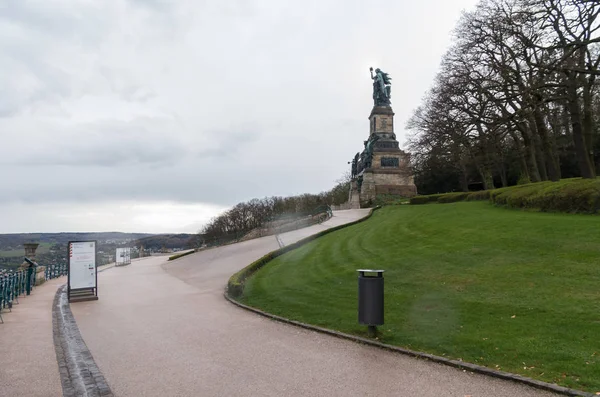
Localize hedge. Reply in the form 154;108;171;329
409;178;600;214
489;178;600;213
465;190;491;201
409;191;488;204
168;250;195;261
227;207;380;299
437;192;469;203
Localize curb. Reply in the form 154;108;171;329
52;285;114;397
224;293;592;397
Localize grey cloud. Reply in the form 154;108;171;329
0;0;479;232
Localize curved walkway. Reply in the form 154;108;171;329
68;210;561;397
0;277;65;397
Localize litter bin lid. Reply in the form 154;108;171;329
356;269;385;273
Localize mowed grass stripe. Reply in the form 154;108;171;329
241;202;600;392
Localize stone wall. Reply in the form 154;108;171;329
372;170;414;186
375;185;417;196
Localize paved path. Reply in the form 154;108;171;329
70;210;560;397
0;277;64;397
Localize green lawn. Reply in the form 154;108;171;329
241;202;600;392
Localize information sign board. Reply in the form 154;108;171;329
68;241;97;290
116;247;131;266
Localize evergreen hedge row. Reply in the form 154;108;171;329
168;250;195;261
409;178;600;214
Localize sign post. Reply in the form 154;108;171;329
115;247;131;266
67;241;98;302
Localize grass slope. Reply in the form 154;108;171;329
241;202;600;392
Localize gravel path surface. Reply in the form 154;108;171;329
70;210;561;397
0;277;65;397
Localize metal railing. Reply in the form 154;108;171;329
0;267;36;323
45;263;68;280
0;260;67;324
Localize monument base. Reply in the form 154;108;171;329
348;180;361;209
358;169;417;207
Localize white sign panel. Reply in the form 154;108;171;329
69;241;97;289
116;247;131;265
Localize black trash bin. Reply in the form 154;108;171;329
357;269;384;330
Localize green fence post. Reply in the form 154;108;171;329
26;266;33;296
0;275;5;310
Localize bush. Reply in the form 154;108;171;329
409;196;430;205
374;194;408;206
438;192;469;203
410;192;471;204
410;178;600;213
168;250;195;261
466;190;491;201
490;178;600;213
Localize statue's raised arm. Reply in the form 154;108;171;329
370;67;392;107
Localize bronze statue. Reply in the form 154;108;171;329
349;152;360;178
370;67;392;106
363;134;380;169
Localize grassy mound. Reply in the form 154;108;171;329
410;178;600;214
240;202;600;392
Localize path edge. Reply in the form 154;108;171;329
223;207;593;397
224;294;592;397
52;284;114;397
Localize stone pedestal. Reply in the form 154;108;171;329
35;266;46;286
20;243;46;285
356;105;417;207
23;243;39;261
348;181;361;209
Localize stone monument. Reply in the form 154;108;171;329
23;243;39;261
348;67;417;207
21;242;46;285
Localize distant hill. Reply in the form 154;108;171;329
0;232;194;270
0;232;154;270
133;234;194;250
0;232;153;251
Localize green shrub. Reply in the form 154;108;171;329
437;192;469;203
490;178;600;213
411;193;469;204
466;190;491;201
517;174;531;185
409;196;429;205
168;250;195;261
425;194;444;202
374;194;408;206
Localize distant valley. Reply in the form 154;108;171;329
0;232;194;270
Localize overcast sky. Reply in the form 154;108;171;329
0;0;478;234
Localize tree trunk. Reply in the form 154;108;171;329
533;105;560;181
517;123;541;182
581;80;596;177
529;115;549;181
508;130;530;181
459;160;469;192
499;162;508;187
565;75;595;178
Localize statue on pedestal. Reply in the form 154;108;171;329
349;152;360;178
362;135;380;169
370;67;392;106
